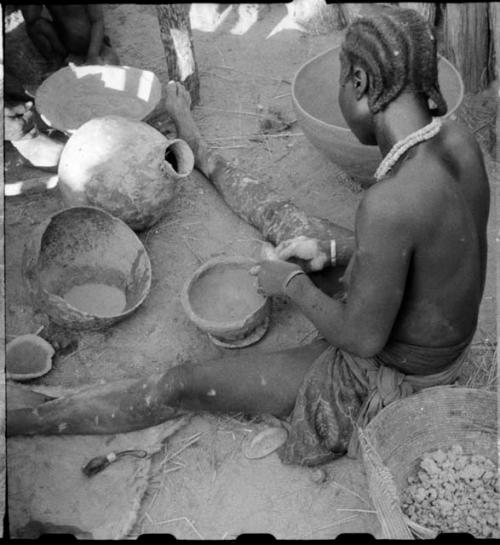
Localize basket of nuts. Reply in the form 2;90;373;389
359;386;498;539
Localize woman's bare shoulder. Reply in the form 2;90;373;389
441;119;484;160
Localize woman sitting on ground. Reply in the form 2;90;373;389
8;6;490;466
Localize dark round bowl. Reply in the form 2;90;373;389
23;206;152;330
292;46;464;187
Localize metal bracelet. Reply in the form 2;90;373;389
282;270;306;292
330;239;336;268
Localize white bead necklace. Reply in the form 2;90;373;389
374;117;442;181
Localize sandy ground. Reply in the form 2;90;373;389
4;3;498;539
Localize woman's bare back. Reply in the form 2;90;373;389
381;120;489;347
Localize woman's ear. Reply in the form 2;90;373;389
352;66;369;100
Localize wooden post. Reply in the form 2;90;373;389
442;3;490;94
156;4;200;106
489;2;500;82
0;6;5;536
398;3;436;25
288;0;346;33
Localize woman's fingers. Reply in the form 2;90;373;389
260;242;280;261
276;241;300;260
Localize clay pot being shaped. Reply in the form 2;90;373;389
57;116;195;231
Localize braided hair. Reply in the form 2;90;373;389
340;6;447;116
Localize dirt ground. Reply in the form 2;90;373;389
4;4;498;539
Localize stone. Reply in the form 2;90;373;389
460;464;483;481
454;456;468;470
437;499;454;513
415;487;427;502
421;457;440;475
431;449;447;464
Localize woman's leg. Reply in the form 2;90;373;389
164;82;355;257
27;18;67;69
7;339;328;437
176;338;328;415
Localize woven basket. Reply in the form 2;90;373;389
360;386;497;539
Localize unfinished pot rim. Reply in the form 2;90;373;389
6;334;55;381
291;46;465;134
181;256;270;334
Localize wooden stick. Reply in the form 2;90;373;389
195;106;262;117
159;432;202;468
209;145;250;150
155;516;205;539
305;515;358;536
200;71;236;83
249;132;304;140
329;480;371;506
336;508;377;514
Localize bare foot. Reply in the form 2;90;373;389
165;81;214;175
165;81;193;126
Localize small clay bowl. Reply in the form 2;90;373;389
181;256;271;348
6;334;55;382
23;206;152;330
292;46;464;187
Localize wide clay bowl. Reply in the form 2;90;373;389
181;256;271;348
35;64;162;133
292;46;464;187
23;206;152;330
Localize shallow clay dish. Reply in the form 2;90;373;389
244;427;289;460
35;65;162;133
23;206;152;330
292;46;464;187
6;334;55;382
181;256;271;348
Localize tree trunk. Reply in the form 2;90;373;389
288;0;346;33
489;2;500;83
442;3;490;93
398;3;436;25
156;4;200;106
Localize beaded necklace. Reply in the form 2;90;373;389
374;117;442;181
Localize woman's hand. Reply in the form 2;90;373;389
276;236;329;271
250;260;304;297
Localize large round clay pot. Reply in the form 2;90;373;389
292;47;464;188
57;116;195;231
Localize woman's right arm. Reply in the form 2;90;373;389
276;236;355;271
